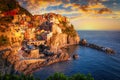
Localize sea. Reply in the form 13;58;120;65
33;31;120;80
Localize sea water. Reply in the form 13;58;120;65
33;31;120;80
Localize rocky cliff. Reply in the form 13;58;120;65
35;13;80;50
0;0;80;49
0;0;80;74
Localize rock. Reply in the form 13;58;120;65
39;53;45;58
48;33;68;50
48;33;80;53
14;59;46;73
34;13;80;50
43;49;54;56
0;12;81;74
46;52;70;65
73;54;79;59
79;40;115;54
7;54;20;64
68;34;80;45
105;48;115;54
80;39;87;46
2;50;20;64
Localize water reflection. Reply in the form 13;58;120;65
62;45;79;56
33;31;120;80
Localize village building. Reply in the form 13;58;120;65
0;23;24;45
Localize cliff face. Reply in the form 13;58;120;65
35;13;80;50
0;1;80;74
49;33;80;49
0;0;80;50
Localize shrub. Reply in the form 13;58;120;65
62;26;77;37
0;73;94;80
0;73;2;80
46;73;68;80
46;73;94;80
0;74;39;80
69;73;94;80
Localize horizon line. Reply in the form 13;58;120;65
76;30;120;31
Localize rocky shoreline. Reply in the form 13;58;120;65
79;39;115;54
1;44;71;74
0;38;116;75
0;12;80;75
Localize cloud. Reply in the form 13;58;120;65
112;11;120;19
97;8;112;14
38;9;79;16
113;2;117;6
63;2;111;15
87;0;100;4
87;0;109;4
63;3;73;8
18;0;62;10
88;3;105;9
64;3;89;13
62;0;111;15
18;0;112;15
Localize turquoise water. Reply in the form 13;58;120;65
33;31;120;80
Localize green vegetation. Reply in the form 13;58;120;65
62;25;77;37
0;35;9;46
69;73;94;80
46;73;68;80
59;20;76;37
0;73;94;80
0;74;39;80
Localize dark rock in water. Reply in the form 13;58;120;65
80;39;87;46
73;54;79;59
88;43;115;54
105;48;115;54
79;39;115;54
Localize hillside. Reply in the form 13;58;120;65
33;13;80;49
0;1;80;74
0;0;32;23
0;0;32;16
0;0;80;49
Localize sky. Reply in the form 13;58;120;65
18;0;120;31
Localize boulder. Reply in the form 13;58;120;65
73;54;79;59
105;48;115;54
80;39;87;46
